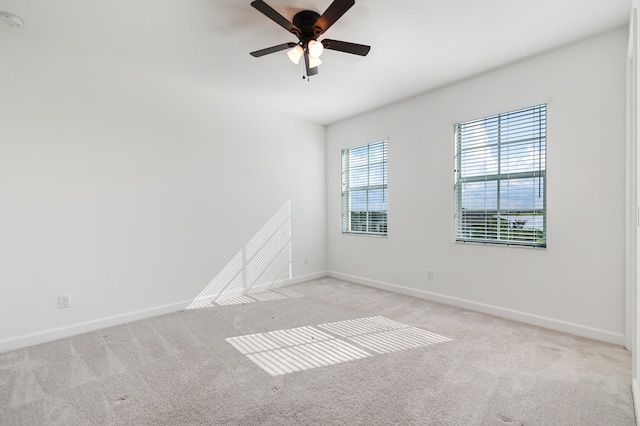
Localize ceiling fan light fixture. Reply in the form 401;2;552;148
249;0;371;77
287;45;304;64
308;39;324;58
308;55;322;68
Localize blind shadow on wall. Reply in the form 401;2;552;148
187;200;292;309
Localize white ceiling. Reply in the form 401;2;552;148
0;0;631;125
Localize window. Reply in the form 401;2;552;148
342;140;388;235
454;104;546;247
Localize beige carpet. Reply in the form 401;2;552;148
0;277;634;425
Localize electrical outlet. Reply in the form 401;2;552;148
427;270;434;280
59;294;70;308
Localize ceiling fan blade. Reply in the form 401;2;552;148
250;42;297;57
304;53;319;77
321;39;370;56
314;0;355;35
251;0;300;35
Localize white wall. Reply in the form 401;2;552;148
327;27;628;344
0;37;327;352
0;26;628;353
628;0;640;416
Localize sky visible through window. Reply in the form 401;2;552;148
344;142;387;212
342;141;388;235
455;105;546;246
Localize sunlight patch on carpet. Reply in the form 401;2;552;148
246;340;370;375
317;316;407;337
215;295;257;306
318;316;451;354
348;326;452;354
226;316;451;376
250;291;291;302
211;288;306;306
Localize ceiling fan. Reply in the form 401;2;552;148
249;0;371;78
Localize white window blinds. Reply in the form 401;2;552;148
342;140;388;235
454;105;546;247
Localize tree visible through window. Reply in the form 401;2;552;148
342;140;388;235
454;105;546;247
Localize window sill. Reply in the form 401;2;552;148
342;232;388;238
454;240;546;250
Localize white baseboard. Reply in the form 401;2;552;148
0;300;191;354
1;270;623;353
278;271;328;287
633;379;640;425
328;271;626;346
0;271;329;354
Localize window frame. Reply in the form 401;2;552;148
454;104;547;248
341;140;388;236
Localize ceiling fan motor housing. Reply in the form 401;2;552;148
292;10;322;47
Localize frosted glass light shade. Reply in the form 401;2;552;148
308;40;324;58
308;56;322;68
287;45;303;64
